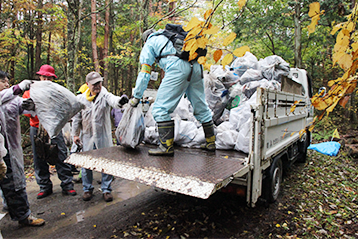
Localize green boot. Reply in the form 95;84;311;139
148;120;175;156
201;120;216;151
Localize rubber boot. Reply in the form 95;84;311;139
148;120;175;156
200;120;216;151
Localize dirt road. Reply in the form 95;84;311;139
0;170;279;239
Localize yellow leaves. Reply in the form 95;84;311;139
308;2;320;17
196;36;208;49
237;0;247;9
307;2;324;35
233;46;250;57
223;32;237;47
351;42;358;51
197;56;206;65
290;100;302;113
222;53;233;67
347;21;355;32
330;23;343;35
308;15;321;34
189;52;198;62
337;53;353;70
204;9;213;20
202;26;219;35
213;50;223;63
183;17;201;32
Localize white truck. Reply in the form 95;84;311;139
66;68;313;207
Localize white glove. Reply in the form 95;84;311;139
0;133;7;159
18;80;33;91
129;98;140;107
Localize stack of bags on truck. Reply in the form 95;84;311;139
143;52;290;153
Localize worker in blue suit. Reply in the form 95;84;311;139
129;27;216;156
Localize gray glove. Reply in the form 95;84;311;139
18;80;33;91
118;95;129;107
22;98;36;111
129;97;140;107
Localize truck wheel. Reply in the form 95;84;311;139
297;131;310;163
263;157;283;203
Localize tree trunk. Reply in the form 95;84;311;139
47;32;51;64
35;0;43;72
91;0;100;72
294;1;302;68
103;0;110;87
66;0;82;93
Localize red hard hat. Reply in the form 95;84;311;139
36;65;57;78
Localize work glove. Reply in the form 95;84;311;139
129;97;140;107
0;132;7;159
118;95;129;107
18;80;33;91
22;98;36;111
0;159;7;181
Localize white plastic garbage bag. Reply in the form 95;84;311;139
231;52;258;76
229;92;256;131
116;104;145;149
239;69;263;85
204;71;229;125
235;118;251;153
30;81;85;138
216;122;238;150
171;95;191;120
174;117;198;145
217;70;240;89
258;55;290;82
181;127;206;149
144;104;156;127
144;126;159;145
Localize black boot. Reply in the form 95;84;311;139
148;120;175;156
201;120;216;151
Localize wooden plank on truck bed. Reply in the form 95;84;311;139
65;145;248;199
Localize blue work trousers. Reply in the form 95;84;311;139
82;144;113;194
152;60;212;123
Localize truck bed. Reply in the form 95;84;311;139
66;145;248;199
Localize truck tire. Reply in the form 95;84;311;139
263;157;283;203
297;131;310;163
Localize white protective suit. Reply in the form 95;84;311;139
72;87;123;152
0;87;33;190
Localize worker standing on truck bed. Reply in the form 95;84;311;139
129;25;216;156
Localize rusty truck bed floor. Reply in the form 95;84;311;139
66;145;248;199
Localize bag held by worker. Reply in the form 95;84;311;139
116;104;145;149
34;124;59;165
30;81;85;139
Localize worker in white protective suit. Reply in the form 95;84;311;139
129;27;216;156
72;71;128;202
0;71;45;226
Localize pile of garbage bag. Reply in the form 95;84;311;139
142;52;290;153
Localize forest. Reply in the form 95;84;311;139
0;0;356;126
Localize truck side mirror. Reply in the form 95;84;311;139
318;87;326;97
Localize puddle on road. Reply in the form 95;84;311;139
32;180;150;237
